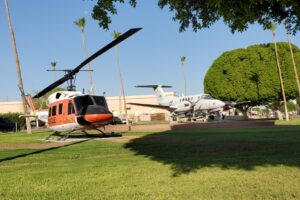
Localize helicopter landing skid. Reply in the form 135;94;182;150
45;130;75;141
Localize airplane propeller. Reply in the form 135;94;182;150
33;28;142;98
187;99;201;118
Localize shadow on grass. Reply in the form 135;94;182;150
46;132;122;140
0;140;88;163
124;127;300;176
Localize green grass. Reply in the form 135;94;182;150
0;131;52;144
0;126;300;199
275;118;300;125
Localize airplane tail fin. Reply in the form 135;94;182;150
136;85;172;104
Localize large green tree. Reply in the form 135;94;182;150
92;0;300;33
204;42;300;108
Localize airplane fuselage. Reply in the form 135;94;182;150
159;94;225;114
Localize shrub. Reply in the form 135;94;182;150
0;112;25;128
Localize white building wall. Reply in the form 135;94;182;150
0;101;24;114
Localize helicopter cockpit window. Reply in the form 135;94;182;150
92;96;108;109
74;95;108;112
74;95;94;112
74;96;93;107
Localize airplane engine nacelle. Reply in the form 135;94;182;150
209;108;222;113
174;106;192;113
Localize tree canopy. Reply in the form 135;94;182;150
92;0;300;33
33;87;65;109
204;42;300;107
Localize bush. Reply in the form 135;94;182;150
0;112;25;129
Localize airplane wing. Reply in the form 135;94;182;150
223;100;250;111
127;103;174;111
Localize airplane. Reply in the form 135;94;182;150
23;28;141;138
128;85;227;121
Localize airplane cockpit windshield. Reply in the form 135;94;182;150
202;94;214;99
74;95;108;112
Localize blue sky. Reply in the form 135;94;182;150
1;1;300;101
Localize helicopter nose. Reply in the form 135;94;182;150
83;113;113;123
79;105;113;123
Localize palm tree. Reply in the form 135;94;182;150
4;0;31;133
284;22;300;103
51;61;57;81
180;56;187;95
270;24;289;120
74;17;94;94
113;31;128;124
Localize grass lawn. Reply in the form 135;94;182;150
275;118;300;125
0;126;300;199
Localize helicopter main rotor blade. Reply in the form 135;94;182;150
33;28;142;98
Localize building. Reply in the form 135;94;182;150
0;101;24;114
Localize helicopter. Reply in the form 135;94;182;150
26;28;141;137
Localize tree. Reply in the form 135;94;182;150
204;42;300;117
74;17;94;94
180;56;187;95
113;31;128;123
51;61;57;81
4;0;31;133
92;0;300;34
33;87;65;110
270;24;289;120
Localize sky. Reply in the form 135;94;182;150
1;1;300;101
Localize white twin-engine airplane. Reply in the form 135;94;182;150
128;85;226;121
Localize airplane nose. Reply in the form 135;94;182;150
219;101;225;107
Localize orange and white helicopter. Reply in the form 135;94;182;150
26;28;141;136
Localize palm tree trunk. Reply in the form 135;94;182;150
272;30;289;120
114;46;128;124
285;23;300;102
4;0;32;133
81;30;94;94
181;62;187;96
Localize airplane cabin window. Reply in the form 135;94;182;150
58;104;63;115
48;107;52;117
51;106;56;116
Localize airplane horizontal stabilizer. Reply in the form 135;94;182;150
127;102;174;111
135;85;172;89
